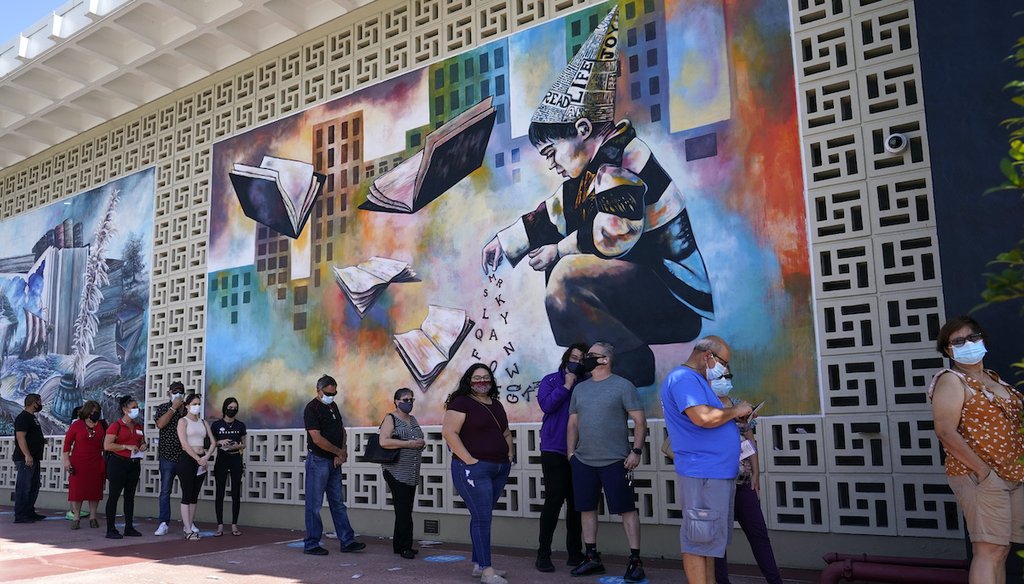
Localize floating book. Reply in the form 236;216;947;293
229;156;325;238
393;305;475;391
360;97;497;214
332;257;420;318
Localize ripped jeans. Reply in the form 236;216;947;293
451;458;511;568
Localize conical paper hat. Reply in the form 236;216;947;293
531;6;620;124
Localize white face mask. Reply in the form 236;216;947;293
189;404;201;415
706;359;728;381
711;377;733;397
128;407;140;419
171;392;183;401
321;395;335;405
951;339;987;365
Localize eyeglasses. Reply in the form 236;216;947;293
949;332;983;347
470;376;492;382
585;352;607;359
710;352;730;368
322;391;338;397
398;398;415;403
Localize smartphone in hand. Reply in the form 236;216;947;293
750;400;767;417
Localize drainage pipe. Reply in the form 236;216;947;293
822;552;967;570
819;557;968;584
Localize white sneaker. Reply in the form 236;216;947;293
471;565;507;578
191;524;200;534
154;522;169;536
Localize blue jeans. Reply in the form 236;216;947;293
304;452;355;550
14;460;41;520
451;458;511;568
158;458;178;524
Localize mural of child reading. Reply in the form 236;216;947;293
481;7;713;387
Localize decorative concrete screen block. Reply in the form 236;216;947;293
813;239;875;297
894;475;962;538
873;229;941;292
867;171;934;234
862;114;929;176
494;471;523;516
825;416;890;473
349;466;384;509
804;128;865;187
828;474;896;535
795;20;855;81
524;467;546;517
520;424;544;466
766;474;829;533
420;427;447;468
656;471;682;524
885;351;944;411
415;467;448;511
820;354;885;413
878;290;943;351
853;3;917;65
801;72;859;134
818;296;880;354
761;417;825;474
858;56;922;120
888;412;945;473
250;467;303;503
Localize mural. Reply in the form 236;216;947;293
207;0;814;429
0;168;155;435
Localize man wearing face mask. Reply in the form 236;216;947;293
13;393;45;524
660;336;752;584
302;374;366;556
153;380;187;536
566;342;648;582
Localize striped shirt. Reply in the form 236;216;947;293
382;413;423;486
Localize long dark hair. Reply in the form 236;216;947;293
559;342;590;372
222;397;238;418
445;363;498;407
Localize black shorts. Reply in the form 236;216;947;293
570;456;636;515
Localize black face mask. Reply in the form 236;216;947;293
32;402;42;413
225;408;238;417
580;356;601;373
89;411;101;422
565;361;582;375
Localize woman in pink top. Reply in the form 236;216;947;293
930;315;1024;583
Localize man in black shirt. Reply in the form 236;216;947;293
153;381;186;536
302;375;365;555
13;393;45;523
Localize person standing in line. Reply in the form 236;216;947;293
212;397;246;537
13;393;45;524
443;364;514;584
176;392;216;540
62;400;107;529
535;342;589;572
661;336;752;584
566;342;648;583
103;395;148;539
302;374;366;556
153;381;186;536
378;387;426;559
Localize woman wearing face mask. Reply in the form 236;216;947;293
103;395;148;539
211;397;246;537
176;393;216;540
930;316;1024;583
378;387;426;559
63;400;106;529
443;364;514;584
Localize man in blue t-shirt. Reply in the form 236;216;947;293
661;336;752;584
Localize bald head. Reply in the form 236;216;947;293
684;335;732;375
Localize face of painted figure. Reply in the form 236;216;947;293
536;119;596;179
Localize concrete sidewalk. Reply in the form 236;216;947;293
0;506;820;583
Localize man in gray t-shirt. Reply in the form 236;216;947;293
567;342;648;582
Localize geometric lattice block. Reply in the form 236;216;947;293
809;183;871;243
879;290;943;351
795;21;855;81
884;351;945;411
766;474;829;532
888;412;945;473
802;73;859;134
852;4;918;67
762;416;825;473
415;467;449;512
825;415;891;472
873;229;941;292
857;57;923;121
862;114;929;177
867;171;934;234
893;475;962;538
805;128;865;187
828;474;896;535
821;354;885;413
818;297;881;354
814;240;875;297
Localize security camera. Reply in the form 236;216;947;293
884;133;908;154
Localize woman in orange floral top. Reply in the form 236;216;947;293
930;315;1024;584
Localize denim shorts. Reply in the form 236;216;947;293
677;475;735;557
570;457;636;515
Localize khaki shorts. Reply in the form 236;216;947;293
948;472;1024;546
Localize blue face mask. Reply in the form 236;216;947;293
706;359;728;381
952;340;987;365
711;377;733;397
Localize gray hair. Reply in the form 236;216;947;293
693;337;725;355
591;341;615;362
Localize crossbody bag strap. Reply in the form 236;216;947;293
474;399;504;433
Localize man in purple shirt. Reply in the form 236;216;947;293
534;342;589;572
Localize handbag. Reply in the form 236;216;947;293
359;413;401;464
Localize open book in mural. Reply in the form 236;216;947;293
0;168;155;435
361;97;497;214
333;257;419;318
230;156;325;238
393;305;475;391
206;0;815;429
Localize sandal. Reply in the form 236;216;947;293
89;518;99;528
214;525;224;537
71;519;80;530
185;530;201;541
231;526;242;536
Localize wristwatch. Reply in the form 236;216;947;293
631;447;643;455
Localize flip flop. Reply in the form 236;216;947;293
214;529;224;537
232;528;242;536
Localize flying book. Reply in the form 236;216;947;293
332;257;420;318
393;305;475;391
360;97;497;214
229;156;325;238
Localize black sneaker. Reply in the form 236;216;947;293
123;527;142;537
13;517;36;524
303;546;329;555
106;530;124;539
340;541;366;552
570;553;605;576
400;549;417;559
567;553;586;567
624;556;646;583
31;513;48;520
535;554;555;573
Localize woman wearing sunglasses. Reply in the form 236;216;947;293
930;315;1024;583
378;387;426;559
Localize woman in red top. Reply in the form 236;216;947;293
103;395;148;539
62;400;106;529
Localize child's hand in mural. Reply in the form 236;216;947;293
481;237;505;274
527;245;560;272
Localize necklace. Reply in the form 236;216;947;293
86;424;96;439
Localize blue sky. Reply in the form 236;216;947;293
0;1;70;46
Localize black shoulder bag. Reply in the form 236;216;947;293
359;413;401;464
